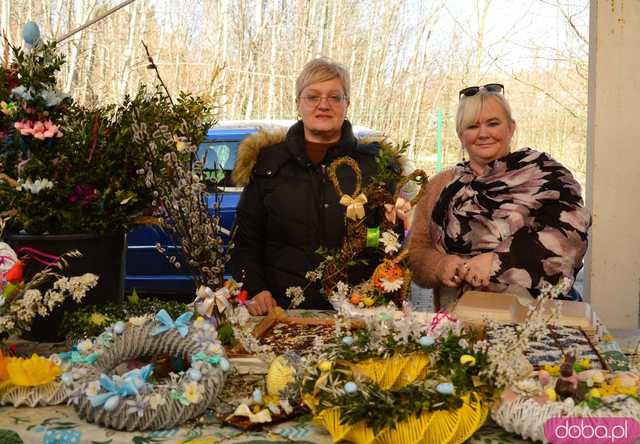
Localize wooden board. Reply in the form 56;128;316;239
251;307;363;356
451;291;597;333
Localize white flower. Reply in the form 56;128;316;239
77;339;93;353
332;281;350;299
207;342;223;355
183;381;203;403
129;315;150;327
40;88;70;107
379;277;403;292
380;230;401;254
16;177;54;194
285;286;305;308
148;393;166;410
85;380;101;397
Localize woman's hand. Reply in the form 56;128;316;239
464;252;498;288
436;255;469;288
248;290;278;315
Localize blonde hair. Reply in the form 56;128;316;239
456;90;515;138
295;57;351;101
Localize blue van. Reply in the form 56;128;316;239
124;120;379;296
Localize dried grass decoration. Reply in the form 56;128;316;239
322;156;427;315
302;315;492;444
60;310;230;431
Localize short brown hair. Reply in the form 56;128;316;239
295;57;351;101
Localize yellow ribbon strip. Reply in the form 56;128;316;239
339;193;368;220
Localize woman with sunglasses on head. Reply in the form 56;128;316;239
409;84;590;307
231;58;405;315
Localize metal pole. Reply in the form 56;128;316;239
56;0;137;44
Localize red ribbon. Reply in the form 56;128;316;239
428;311;456;335
17;246;61;267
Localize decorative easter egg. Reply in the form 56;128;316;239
61;372;74;385
187;368;202;381
22;22;41;45
104;396;120;411
419;335;434;347
252;388;263;404
344;382;358;394
113;321;126;335
318;360;333;372
342;336;354;346
460;355;476;366
436;383;454;395
219;357;230;372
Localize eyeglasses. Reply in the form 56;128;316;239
459;83;504;99
299;94;346;107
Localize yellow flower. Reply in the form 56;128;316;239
89;312;108;326
183;381;202;403
363;297;375;307
602;334;614;342
587;388;602;399
7;354;61;386
460;355;476;366
318;360;333;372
543;364;560;376
0;350;9;382
578;358;591;369
545;387;557;402
0;101;15;117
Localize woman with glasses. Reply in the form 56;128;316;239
409;84;590;307
231;58;403;315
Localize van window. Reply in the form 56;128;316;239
197;141;240;188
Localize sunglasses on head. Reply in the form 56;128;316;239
459;83;504;98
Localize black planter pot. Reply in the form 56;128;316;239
5;232;126;342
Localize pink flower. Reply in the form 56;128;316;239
14;119;63;139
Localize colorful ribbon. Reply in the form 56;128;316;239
88;373;139;410
192;351;221;366
428;311;456;335
16;246;61;267
366;227;380;248
59;347;99;365
339;193;367;221
194;285;230;317
151;309;193;337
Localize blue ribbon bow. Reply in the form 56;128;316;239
192;352;221;365
151;309;193;337
88;374;140;410
59;347;99;365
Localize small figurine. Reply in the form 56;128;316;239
554;352;584;401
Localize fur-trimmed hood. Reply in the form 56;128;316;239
231;124;405;186
232;128;288;186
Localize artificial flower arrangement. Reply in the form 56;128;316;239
0;35;148;235
0;231;98;341
58;308;230;431
0;26;212;236
288;153;427;317
300;312;495;444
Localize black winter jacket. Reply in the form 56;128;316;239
230;120;389;309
